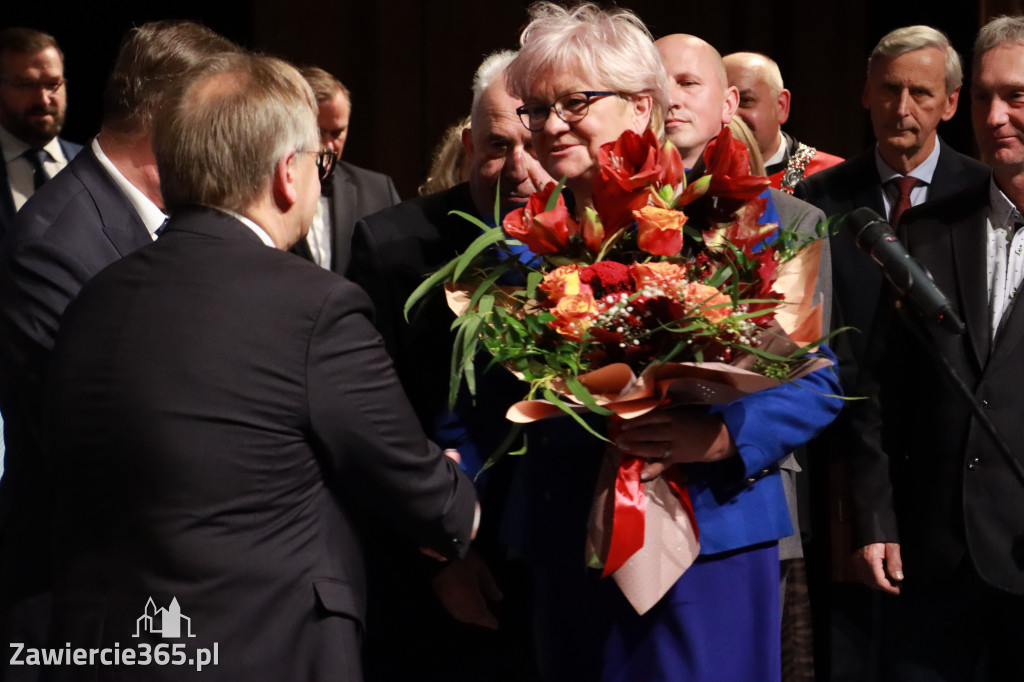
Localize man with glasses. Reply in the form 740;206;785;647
295;66;400;274
0;28;81;240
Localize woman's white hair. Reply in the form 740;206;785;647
505;2;668;134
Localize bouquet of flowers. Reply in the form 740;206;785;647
407;127;832;612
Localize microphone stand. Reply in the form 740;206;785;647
895;300;1024;487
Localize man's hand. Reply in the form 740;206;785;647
612;407;737;481
432;549;503;630
853;542;903;594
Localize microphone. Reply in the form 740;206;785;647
844;207;965;335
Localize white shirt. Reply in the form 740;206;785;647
985;178;1024;340
874;141;942;220
304;195;332;268
91;138;166;239
0;123;70;211
764;133;787;168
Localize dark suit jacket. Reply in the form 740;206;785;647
0;137;83;240
849;178;1024;594
350;182;481;425
45;207;477;680
293;160;400;275
794;139;989;386
0;146;153;617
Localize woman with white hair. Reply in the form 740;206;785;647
487;4;842;682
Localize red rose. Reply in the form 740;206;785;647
701;128;771;201
502;182;578;255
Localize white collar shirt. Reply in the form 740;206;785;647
0;123;71;211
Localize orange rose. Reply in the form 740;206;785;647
683;282;733;323
630;261;688;299
539;264;587;303
549;291;600;341
634;205;686;256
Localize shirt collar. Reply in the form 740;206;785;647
989;175;1022;229
874;139;942;185
212;207;277;248
91;137;167;239
0;124;67;164
764;132;787;167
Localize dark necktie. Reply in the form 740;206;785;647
23;148;52;191
888;175;918;226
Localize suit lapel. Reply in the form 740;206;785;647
73;151;155;257
329;166;357;273
0;141;15;235
947;185;992;366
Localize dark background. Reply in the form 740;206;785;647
5;0;1021;198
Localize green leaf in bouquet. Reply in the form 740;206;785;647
466;264;509;313
545;175;569;212
564;374;615;416
452;226;507;281
404;258;460;321
542;386;611;443
449;314;483;407
475;423;526;482
683;223;703;243
708;263;734;288
526;270;543;300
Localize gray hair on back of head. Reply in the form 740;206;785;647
154;51;319;214
868;25;962;93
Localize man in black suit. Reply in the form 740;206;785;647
349;51;551;682
0;28;81;239
45;50;476;682
848;16;1024;679
793;27;989;680
795;25;989;382
0;21;239;675
294;66;400;274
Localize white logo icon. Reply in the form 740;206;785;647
133;597;196;639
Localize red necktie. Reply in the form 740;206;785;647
888;175;918;226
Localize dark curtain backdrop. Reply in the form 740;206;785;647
5;0;1015;198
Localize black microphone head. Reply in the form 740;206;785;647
843;207;891;252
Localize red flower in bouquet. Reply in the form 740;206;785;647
701;128;771;201
581;207;606;254
634;205;686;256
503;181;579;255
703;197;776;255
580;261;633;299
593;130;685;232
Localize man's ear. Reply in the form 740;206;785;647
272;149;299;210
722;85;740;124
777;89;792;126
461;126;475;160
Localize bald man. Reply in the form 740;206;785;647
724;52;842;193
655;32;836;682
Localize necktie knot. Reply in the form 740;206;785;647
22;148;53;191
888;175;919;226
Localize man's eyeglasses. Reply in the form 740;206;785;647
516;91;617;132
304;149;337;182
0;77;66;95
